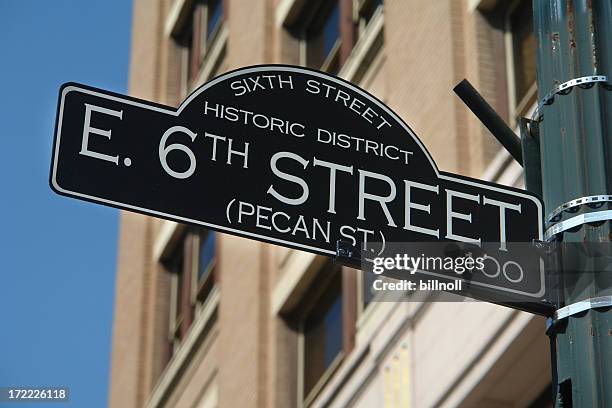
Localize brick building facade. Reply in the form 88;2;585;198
108;0;552;407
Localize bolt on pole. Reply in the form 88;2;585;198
532;0;612;406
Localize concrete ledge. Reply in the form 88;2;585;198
165;0;193;37
271;251;327;316
153;220;185;261
146;287;220;408
275;0;307;28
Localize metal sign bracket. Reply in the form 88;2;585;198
335;240;362;269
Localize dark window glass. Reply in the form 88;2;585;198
306;0;341;71
179;0;225;95
198;231;216;282
322;3;340;56
303;270;343;398
510;0;536;107
179;17;196;87
207;0;223;41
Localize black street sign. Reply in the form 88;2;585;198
50;65;548;310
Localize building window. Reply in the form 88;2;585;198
176;0;225;96
165;233;191;351
178;17;196;96
295;0;384;75
304;0;342;74
301;265;343;402
293;260;356;405
194;229;216;304
297;0;384;75
507;0;536;116
164;228;217;354
203;0;223;43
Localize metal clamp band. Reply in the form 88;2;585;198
545;209;612;240
547;296;612;333
555;295;612;321
547;195;612;223
531;75;609;122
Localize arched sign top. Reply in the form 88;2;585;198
177;64;439;176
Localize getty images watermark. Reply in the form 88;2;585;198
370;252;486;292
359;241;546;303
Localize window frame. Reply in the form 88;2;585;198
163;227;218;355
294;262;356;406
357;269;376;316
173;0;227;99
297;264;343;406
165;232;193;353
299;0;342;73
319;39;342;73
177;17;195;98
192;229;217;310
297;0;360;74
504;0;537;122
199;0;224;63
169;272;183;350
298;337;344;407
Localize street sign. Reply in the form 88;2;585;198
50;65;547;309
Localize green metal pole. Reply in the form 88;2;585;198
533;1;612;406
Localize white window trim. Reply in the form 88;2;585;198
355;287;383;331
467;0;500;13
196;384;218;408
168;273;179;349
271;251;328;316
167;0;228;99
276;0;306;28
278;0;384;79
319;39;342;72
191;231;217;307
193;24;228;87
504;0;538;124
504;1;519;123
338;5;384;82
165;0;194;37
431;311;537;408
299;344;344;407
309;300;420;408
153;220;186;261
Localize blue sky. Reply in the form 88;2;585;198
0;1;132;406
